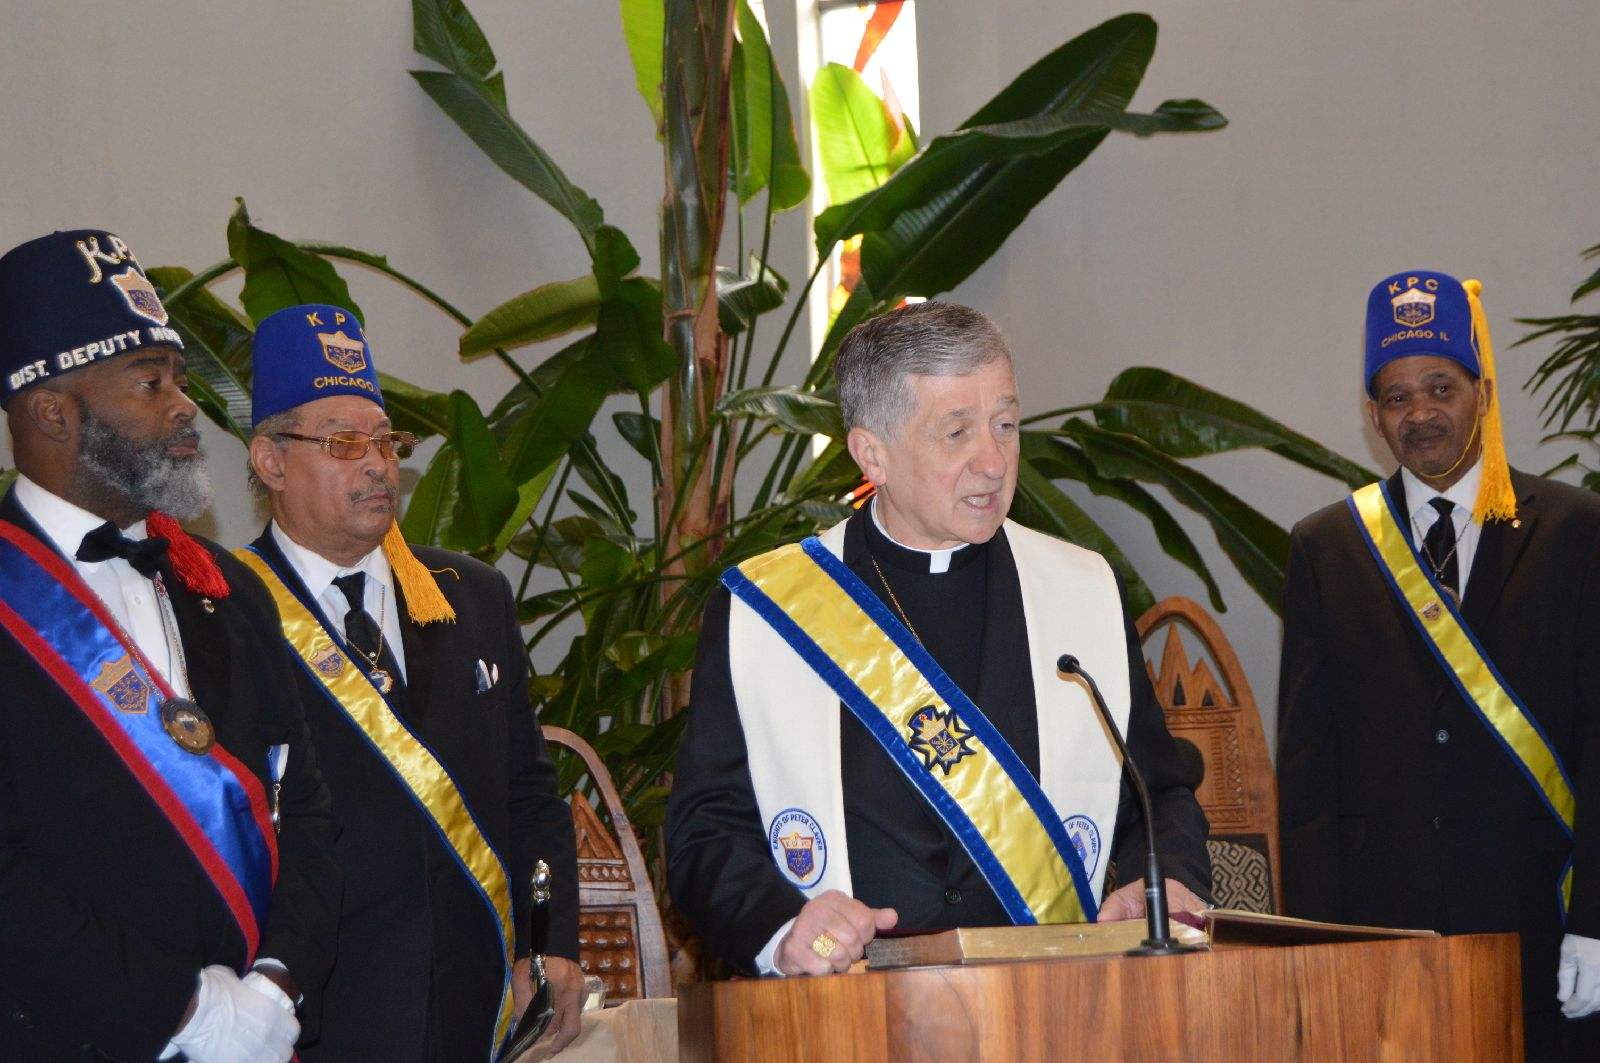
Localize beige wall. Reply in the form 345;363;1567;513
3;2;1597;752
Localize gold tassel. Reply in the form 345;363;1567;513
382;520;456;624
1462;279;1517;523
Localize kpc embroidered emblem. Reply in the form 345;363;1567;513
908;704;976;776
1390;285;1436;328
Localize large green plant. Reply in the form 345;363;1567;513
1517;242;1600;488
157;3;1374;833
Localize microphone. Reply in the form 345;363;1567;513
1057;654;1201;957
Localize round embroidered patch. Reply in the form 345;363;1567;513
768;807;828;889
1064;814;1102;879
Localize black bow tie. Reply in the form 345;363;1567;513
76;521;169;578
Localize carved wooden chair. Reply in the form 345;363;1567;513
541;725;672;1002
1134;597;1281;913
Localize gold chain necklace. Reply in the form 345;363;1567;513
870;556;924;644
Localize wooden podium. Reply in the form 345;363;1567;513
678;933;1521;1061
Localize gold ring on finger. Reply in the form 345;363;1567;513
810;932;839;958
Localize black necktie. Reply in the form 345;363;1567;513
333;572;380;661
1422;497;1459;595
76;522;168;578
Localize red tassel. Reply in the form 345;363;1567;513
148;511;230;600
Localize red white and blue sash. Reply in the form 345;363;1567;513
0;520;277;961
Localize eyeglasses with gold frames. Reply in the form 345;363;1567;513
273;430;419;461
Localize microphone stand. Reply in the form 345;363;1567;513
1058;654;1201;958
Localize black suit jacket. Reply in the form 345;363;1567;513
0;488;341;1062
1278;469;1600;1029
666;510;1211;971
250;530;578;1063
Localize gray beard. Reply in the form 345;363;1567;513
76;407;214;521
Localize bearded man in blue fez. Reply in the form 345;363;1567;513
240;304;583;1060
1278;271;1600;1059
0;230;341;1061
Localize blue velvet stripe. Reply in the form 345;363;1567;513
0;534;272;925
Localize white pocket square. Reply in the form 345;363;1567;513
475;659;500;693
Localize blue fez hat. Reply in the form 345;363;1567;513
0;229;184;401
1363;269;1477;395
250;303;384;427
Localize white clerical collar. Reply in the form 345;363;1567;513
1400;456;1483;527
869;498;971;574
13;473;148;561
270;521;393;603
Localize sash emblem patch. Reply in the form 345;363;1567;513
311;643;346;678
92;654;149;714
908;704;976;776
768;807;827;889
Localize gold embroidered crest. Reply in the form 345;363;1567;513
318;330;367;374
1391;286;1436;328
908;704;977;776
109;267;168;326
91;655;150;714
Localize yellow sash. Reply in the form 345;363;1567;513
727;538;1095;923
1349;483;1575;909
236;548;516;1050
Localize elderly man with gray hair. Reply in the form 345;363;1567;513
666;301;1210;976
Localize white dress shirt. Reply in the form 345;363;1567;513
1400;457;1484;597
269;522;407;679
13;475;190;696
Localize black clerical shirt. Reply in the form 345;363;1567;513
844;511;1033;928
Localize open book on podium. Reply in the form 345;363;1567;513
864;909;1437;969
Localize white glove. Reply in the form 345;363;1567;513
1557;933;1600;1019
167;965;299;1063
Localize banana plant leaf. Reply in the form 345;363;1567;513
378;374;453;440
150;267;253;438
1021;431;1224;611
619;0;666;133
459;275;601;359
812;14;1224;300
1087;367;1377;489
445;390;517;549
730;0;808;210
1010;459;1154;615
410;0;604;251
717;385;844;439
227;200;360;326
498;336;618;486
809;62;915;206
401;442;462;546
1059;419;1290;614
716;256;788;335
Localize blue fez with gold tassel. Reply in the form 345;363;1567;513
1364;269;1516;523
250;303;384;427
250;302;454;624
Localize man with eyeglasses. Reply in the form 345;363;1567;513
240;304;583;1060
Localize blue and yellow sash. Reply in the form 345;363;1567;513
236;545;516;1054
1348;482;1576;913
0;520;276;961
724;537;1097;924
